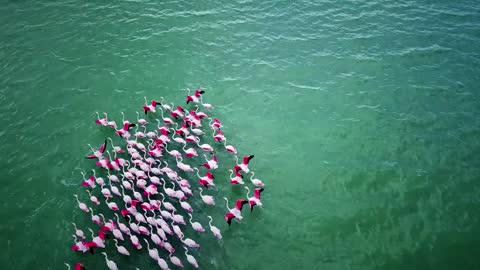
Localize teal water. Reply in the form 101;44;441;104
1;0;480;269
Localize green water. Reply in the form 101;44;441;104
1;0;480;269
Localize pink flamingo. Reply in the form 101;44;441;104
223;197;248;225
213;129;225;142
170;105;185;119
245;187;264;212
86;140;107;159
201;153;218;170
229;169;244;185
234;155;254;173
95;112;108;126
143;97;160;114
186;89;205;104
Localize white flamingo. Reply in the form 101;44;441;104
249;171;265;187
180;235;200;248
144;239;160;261
136;111;148;125
188;213;205;232
86;190;100;205
207;215;222;239
184;246;199;268
169;251;184;268
72;223;85;239
73;194;89;212
114;239;130;256
198;188;215;205
102;252;119;270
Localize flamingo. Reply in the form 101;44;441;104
159;193;176;211
169;251;184;268
198;95;213;109
160;178;177;198
194;168;214;187
130;234;142;250
108;179;121;197
172;131;186;145
114;213;130;235
165;144;182;159
193;105;209;119
107;168;120;183
71;235;89;253
157;218;173;236
115;122;136;137
207;216;222;239
223;139;237;154
171;221;184;239
86;140;106;159
159;98;172;111
180;236;200;248
88;228;106;248
73;194;89;212
88;207;102;225
190;126;204;136
234;155;254;173
148;225;163;246
114;239;130;256
179;199;193;212
170;105;185;119
249;171;265;187
157;257;170;270
183;246;199;268
136;111;148;125
213;129;225;142
143;97;160;114
108;137;124;154
105;197;119;211
100;183;113;199
175;123;190;136
133;125;146;139
95;112;108;126
176;156;194;172
91;169;105;186
144;239;160;260
195;138;213;152
99;214;115;232
72;223;86;239
101;252;119;270
85;190;100;205
223;197;248;225
188;213;205;232
198;188;215;205
185;134;199;143
103;113;117;129
201;153;218;170
186;89;204;104
80;171;96;189
245;186;264;212
171;209;186;225
158;108;174;125
229;169;244;185
208;117;222;130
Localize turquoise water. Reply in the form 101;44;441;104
1;0;480;269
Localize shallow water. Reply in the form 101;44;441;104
1;0;480;269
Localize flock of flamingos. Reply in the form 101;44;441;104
67;90;265;270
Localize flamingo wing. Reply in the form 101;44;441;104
243;155;254;165
235;199;248;211
225;212;235;226
99;140;107;153
86;154;96;159
254;188;264;199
